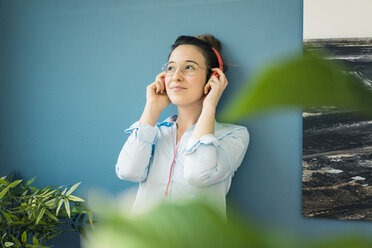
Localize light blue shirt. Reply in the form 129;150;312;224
115;115;249;217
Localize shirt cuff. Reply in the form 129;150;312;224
185;134;220;154
124;121;158;144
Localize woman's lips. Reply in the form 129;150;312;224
171;86;186;92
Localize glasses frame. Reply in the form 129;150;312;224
162;61;209;77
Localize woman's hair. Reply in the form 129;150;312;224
168;34;228;80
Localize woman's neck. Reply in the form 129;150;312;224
175;103;203;137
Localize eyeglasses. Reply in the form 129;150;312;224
162;61;207;76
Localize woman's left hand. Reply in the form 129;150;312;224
203;68;228;109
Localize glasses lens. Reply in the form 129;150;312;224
163;63;176;75
162;62;200;76
182;63;197;76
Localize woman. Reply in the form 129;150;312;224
115;34;249;217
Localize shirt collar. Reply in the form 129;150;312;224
158;115;216;135
158;115;198;133
158;115;178;127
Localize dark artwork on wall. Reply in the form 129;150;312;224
302;38;372;220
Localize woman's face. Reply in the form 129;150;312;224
164;44;208;107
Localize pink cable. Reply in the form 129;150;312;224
163;96;207;199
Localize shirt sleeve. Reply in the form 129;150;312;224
115;121;158;182
183;127;249;187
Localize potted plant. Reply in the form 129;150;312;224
0;173;93;248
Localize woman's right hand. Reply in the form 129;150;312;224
145;71;170;112
139;72;170;126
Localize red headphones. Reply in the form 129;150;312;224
163;48;223;199
210;47;224;79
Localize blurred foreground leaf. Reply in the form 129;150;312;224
84;198;372;248
84;199;299;248
219;52;372;122
305;234;372;248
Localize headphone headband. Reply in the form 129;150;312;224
211;47;223;71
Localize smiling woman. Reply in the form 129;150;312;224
114;34;249;217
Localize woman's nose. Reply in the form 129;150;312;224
171;67;184;81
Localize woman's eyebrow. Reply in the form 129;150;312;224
185;60;199;65
168;60;200;65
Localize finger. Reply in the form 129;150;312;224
155;81;164;94
210;78;226;95
156;71;166;80
148;82;157;91
161;75;167;93
156;71;166;82
209;79;220;90
159;77;167;93
211;68;227;82
204;81;211;94
159;79;165;93
152;81;158;94
209;75;222;87
155;72;166;92
210;71;219;79
207;78;220;91
208;76;219;86
159;81;166;94
211;68;223;74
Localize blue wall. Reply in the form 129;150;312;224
1;0;371;247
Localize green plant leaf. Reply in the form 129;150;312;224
21;231;27;243
29;186;39;193
32;236;39;245
2;211;13;224
44;209;59;222
35;208;46;225
64;199;70;218
25;177;36;188
10;234;21;247
71;206;87;214
4;242;14;247
85;209;94;229
219;52;372;122
38;188;50;196
308;235;372;248
44;198;57;208
54;186;61;195
0;185;10;199
0;178;8;186
9;180;23;188
61;187;67;196
41;190;56;197
87;199;281;248
56;199;64;216
10;221;24;225
5;212;18;221
67;195;84;202
66;182;81;196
